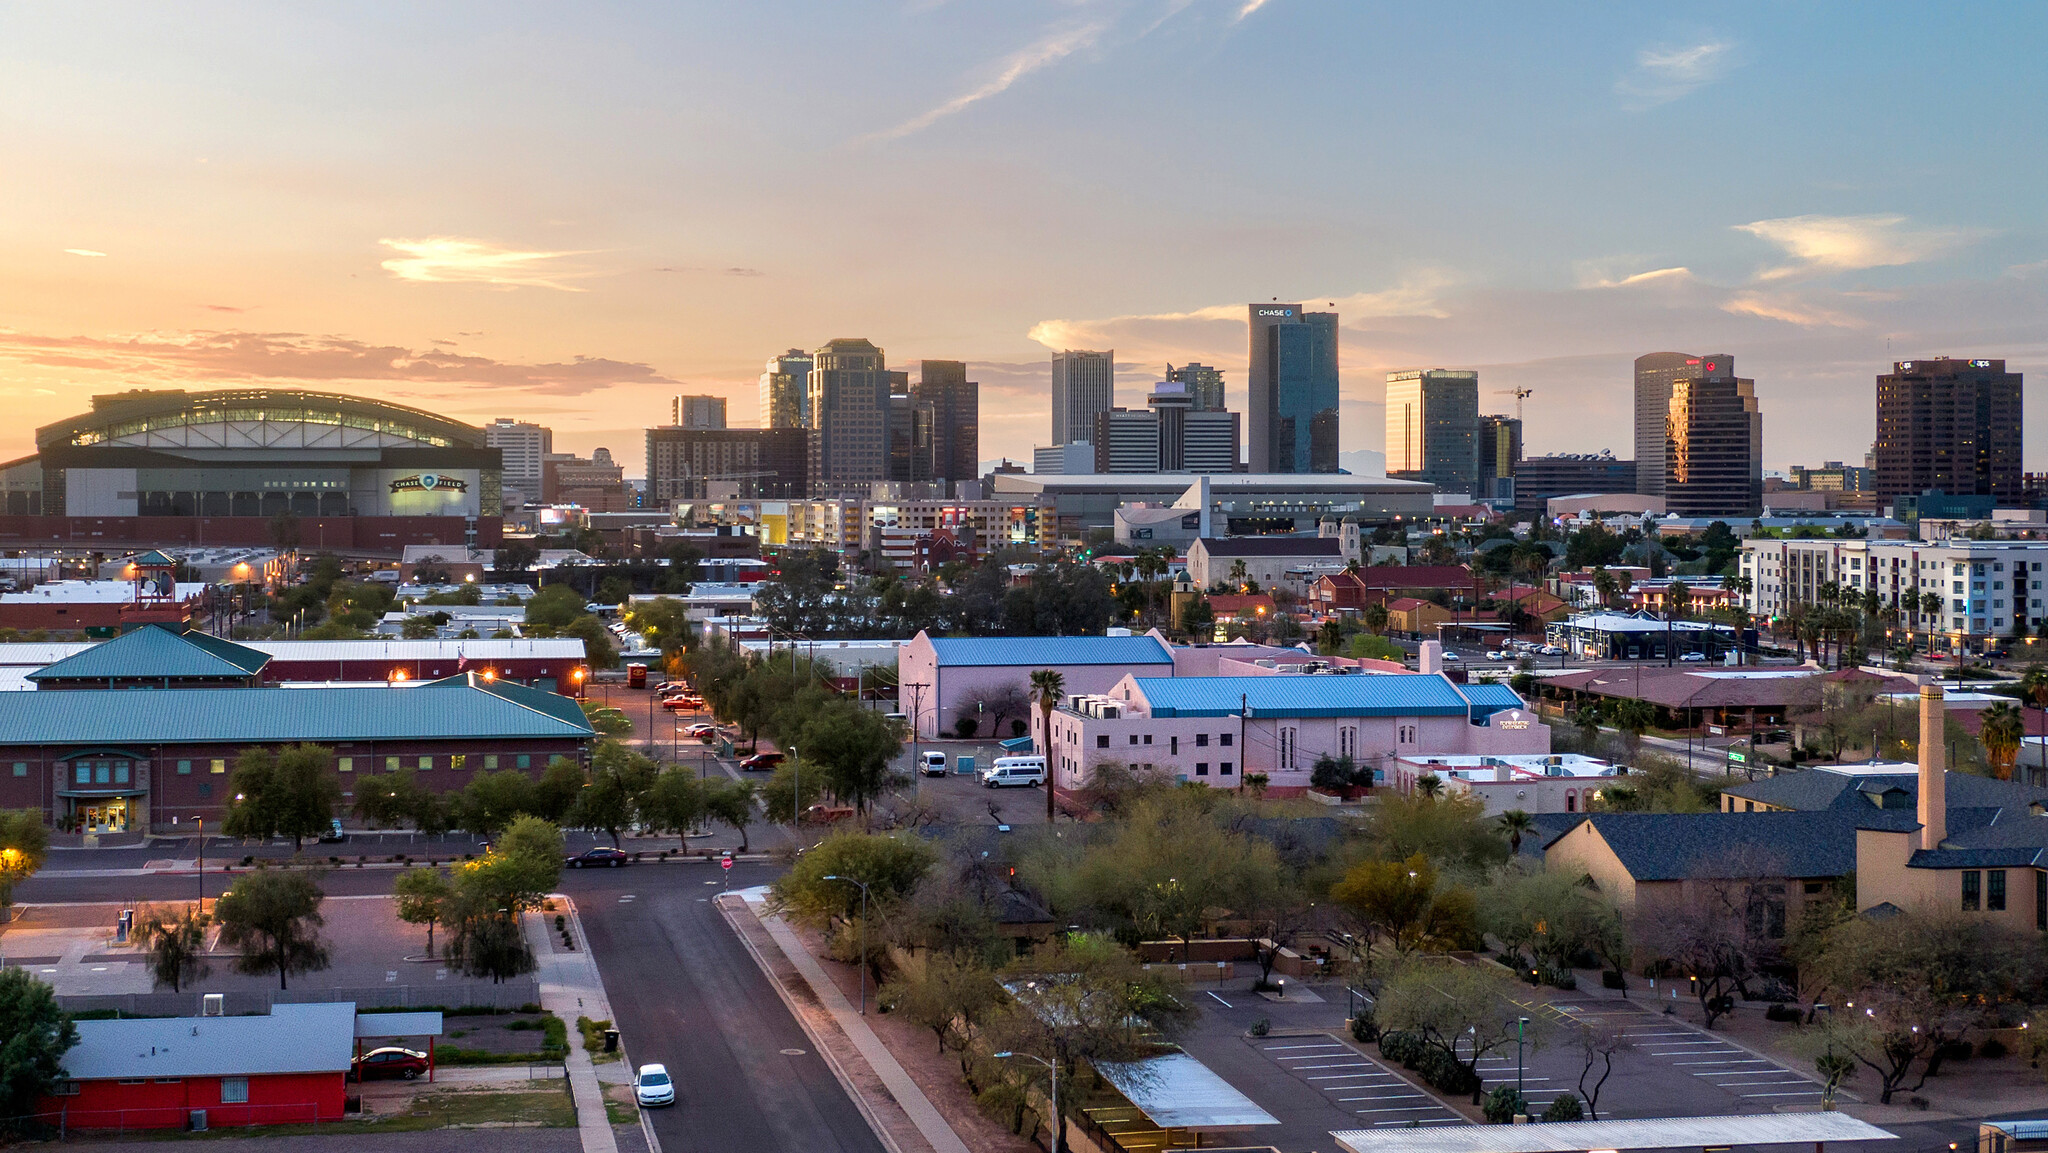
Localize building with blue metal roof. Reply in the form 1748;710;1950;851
899;630;1177;742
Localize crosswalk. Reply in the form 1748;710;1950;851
1256;1039;1469;1127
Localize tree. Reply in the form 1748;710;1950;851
221;744;343;851
457;769;539;839
136;907;210;993
1497;809;1535;855
1630;855;1783;1029
495;539;541;573
0;809;49;918
531;756;589;822
1571;1017;1632;1120
1571;704;1604;747
393;866;454;956
0;969;78;1132
880;952;1001;1067
1363;791;1509;872
353;768;426;830
1065;793;1283;962
1480;867;1627;976
443;817;563;983
1029;669;1066;822
638;768;706;837
1979;701;2027;781
783;701;903;814
703;780;756;853
523;584;590;631
1611;698;1655;760
1362;601;1390;636
215;868;332;990
1378;957;1530;1102
1330;853;1478;956
573;743;657;847
774;831;936;925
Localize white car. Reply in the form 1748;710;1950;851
1484;650;1506;661
1439;651;1460;662
1539;645;1562;656
1680;651;1709;662
635;1063;675;1107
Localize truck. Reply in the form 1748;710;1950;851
627;663;648;689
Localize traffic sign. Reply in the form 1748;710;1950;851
721;857;734;871
1727;750;1747;763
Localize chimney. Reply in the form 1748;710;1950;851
1918;684;1945;850
1418;640;1443;675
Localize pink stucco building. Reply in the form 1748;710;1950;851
896;631;1177;741
1047;673;1549;796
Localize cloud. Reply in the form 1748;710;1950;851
1580;266;1695;290
1719;292;1865;328
201;304;245;313
1233;0;1274;21
864;21;1104;143
378;237;593;291
1616;39;1734;108
64;248;107;257
723;267;764;277
1027;277;1451;352
1734;213;1975;281
0;329;674;397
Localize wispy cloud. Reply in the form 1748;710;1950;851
1233;0;1274;22
64;248;107;257
0;330;673;396
378;237;593;291
1616;39;1735;109
1734;213;1974;280
864;21;1104;143
1580;266;1694;290
1026;276;1450;351
1720;291;1865;328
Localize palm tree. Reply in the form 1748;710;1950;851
1572;703;1604;746
1363;601;1390;636
1591;567;1618;610
1498;809;1535;855
1030;668;1066;822
1415;773;1445;800
1980;701;2027;782
1665;580;1693;620
1612;698;1655;761
2021;665;2048;748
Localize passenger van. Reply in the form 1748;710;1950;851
981;756;1046;788
920;751;949;777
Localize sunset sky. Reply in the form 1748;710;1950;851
3;3;2044;474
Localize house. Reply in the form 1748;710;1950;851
1186;537;1344;591
1309;566;1485;614
1204;594;1277;622
1394;752;1622;815
1542;809;1870;919
1047;672;1547;796
896;630;1177;742
43;1003;356;1130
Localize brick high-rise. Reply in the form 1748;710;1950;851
1874;357;2022;505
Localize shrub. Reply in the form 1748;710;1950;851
952;716;979;739
1764;1003;1802;1023
1249;1017;1270;1037
1378;1030;1423;1067
1936;1039;1973;1062
1416;1049;1478;1096
1601;969;1627;990
1543;967;1577;991
1350;1011;1378;1044
1981;1037;2010;1060
1543;1093;1583;1122
1483;1085;1526;1123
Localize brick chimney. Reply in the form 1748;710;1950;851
1918;683;1945;850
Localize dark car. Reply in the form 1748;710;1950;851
566;847;631;869
351;1047;428;1081
739;751;785;772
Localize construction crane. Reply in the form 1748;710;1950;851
1494;387;1534;423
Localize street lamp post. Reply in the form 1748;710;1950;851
994;1051;1058;1153
822;874;872;1014
195;817;204;913
1516;1015;1529;1098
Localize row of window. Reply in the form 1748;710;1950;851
1961;868;2008;912
1092;732;1234;752
16;754;540;783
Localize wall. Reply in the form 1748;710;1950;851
44;1071;346;1130
1856;828;2042;933
898;635;1173;741
1542;821;1641;910
0;516;501;555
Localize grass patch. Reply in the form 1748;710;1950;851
605;1099;639;1126
577;1015;621;1064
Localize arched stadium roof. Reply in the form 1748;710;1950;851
36;389;487;452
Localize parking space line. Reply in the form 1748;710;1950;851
1262;1043;1345;1051
1338;1094;1425;1102
1287;1062;1371;1070
1675;1059;1771;1065
1355;1105;1440;1112
1743;1090;1822;1097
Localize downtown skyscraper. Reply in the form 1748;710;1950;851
1050;349;1114;446
1663;355;1762;517
1873;357;2023;504
911;360;979;492
1246;304;1338;473
760;349;813;429
1384;369;1479;494
808;338;892;496
1633;351;1696;496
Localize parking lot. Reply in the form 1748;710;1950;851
1253;1036;1466;1128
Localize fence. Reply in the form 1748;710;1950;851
56;980;540;1018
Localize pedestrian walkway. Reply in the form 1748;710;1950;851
725;887;972;1153
1253;1037;1467;1128
525;899;619;1153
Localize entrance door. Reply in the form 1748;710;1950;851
74;799;128;833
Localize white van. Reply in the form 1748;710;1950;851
920;751;949;777
981;756;1047;788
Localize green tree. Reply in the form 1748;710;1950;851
393;866;454;956
563;615;619;669
523;584;590;631
0;969;78;1132
1364;791;1508;872
352;768;425;829
457;769;539;839
758;760;823;829
1330;853;1478;956
136;907;210;993
221;744;343;851
494;540;541;573
623;596;693;656
703;780;757;852
531;756;589;822
1030;668;1066;822
1611;698;1655;759
572;742;657;847
215;868;332;990
1497;809;1535;855
1979;701;2027;781
773;831;936;925
0;809;50;917
1571;703;1604;746
880;952;1001;1065
443;817;563;983
782;701;903;814
1378;957;1530;1102
639;768;706;837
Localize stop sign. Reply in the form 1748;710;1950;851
721;857;734;871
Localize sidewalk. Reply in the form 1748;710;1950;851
719;888;972;1153
524;899;620;1153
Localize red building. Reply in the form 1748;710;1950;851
44;1003;354;1131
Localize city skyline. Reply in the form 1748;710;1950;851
4;5;2046;470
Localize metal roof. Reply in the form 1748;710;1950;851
926;635;1173;668
1136;674;1476;719
65;1003;356;1080
1096;1054;1279;1130
29;626;269;682
249;638;586;663
0;673;593;744
355;1011;445;1038
1457;682;1525;719
1333;1112;1894;1153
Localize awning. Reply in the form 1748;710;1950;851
1332;1112;1896;1153
1096;1053;1278;1130
355;1011;444;1038
999;736;1036;752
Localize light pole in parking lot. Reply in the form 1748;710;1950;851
994;1051;1058;1153
822;874;872;1013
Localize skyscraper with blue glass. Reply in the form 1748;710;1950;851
1246;304;1339;473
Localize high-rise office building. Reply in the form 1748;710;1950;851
760;350;813;429
1093;409;1161;474
1511;453;1636;517
673;395;727;430
1166;362;1226;412
888;392;937;484
1874;357;2023;504
1384;370;1480;494
1247;305;1339;473
484;418;552;508
912;360;979;490
1051;350;1114;446
1664;356;1762;517
1087;382;1243;475
809;338;892;496
646;428;808;503
1633;352;1696;496
1477;414;1522;502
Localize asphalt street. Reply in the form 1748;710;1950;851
563;860;887;1153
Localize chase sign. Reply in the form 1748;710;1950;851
389;473;468;494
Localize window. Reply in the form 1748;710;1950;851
1339;726;1358;760
517;754;531;769
1128;734;1138;745
1195;763;1209;776
1142;734;1152;745
385;756;401;773
1170;736;1178;755
118;1079;146;1085
2037;871;2046;932
485;754;500;769
418;756;433;771
211;759;227;774
1220;733;1232;747
1095;735;1109;749
94;763;110;784
113;762;129;784
1398;724;1417;744
1804;881;1825;895
153;1078;182;1084
1963;870;1982;911
1566;792;1576;812
1990;870;2007;911
1196;733;1209;747
1279;727;1297;769
74;765;89;785
1220;761;1233;775
337;757;353;773
176;759;191;775
221;1077;249;1104
450;754;466;771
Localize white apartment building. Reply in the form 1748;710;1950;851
781;497;1038;571
1741;537;2048;649
484;418;552;507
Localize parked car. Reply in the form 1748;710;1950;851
920;750;949;777
319;818;346;843
660;695;697;711
686;722;718;740
1439;651;1460;662
566;847;631;869
653;681;689;695
351;1047;428;1081
740;751;785;772
1484;650;1506;661
1680;651;1708;662
635;1063;676;1108
1539;645;1562;656
981;756;1047;788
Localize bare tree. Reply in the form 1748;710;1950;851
1571;1016;1634;1120
1630;847;1789;1028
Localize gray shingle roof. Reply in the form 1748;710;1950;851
64;1003;355;1080
1556;811;1908;880
1725;768;2048;815
29;625;270;683
0;672;593;745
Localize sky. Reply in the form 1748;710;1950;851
3;2;2046;477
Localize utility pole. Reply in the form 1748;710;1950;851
904;681;930;789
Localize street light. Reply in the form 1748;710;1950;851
1515;1015;1530;1098
993;1052;1058;1153
822;874;872;1014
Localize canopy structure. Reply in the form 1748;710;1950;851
1095;1054;1278;1130
1333;1113;1896;1153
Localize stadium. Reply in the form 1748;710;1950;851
0;388;503;554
